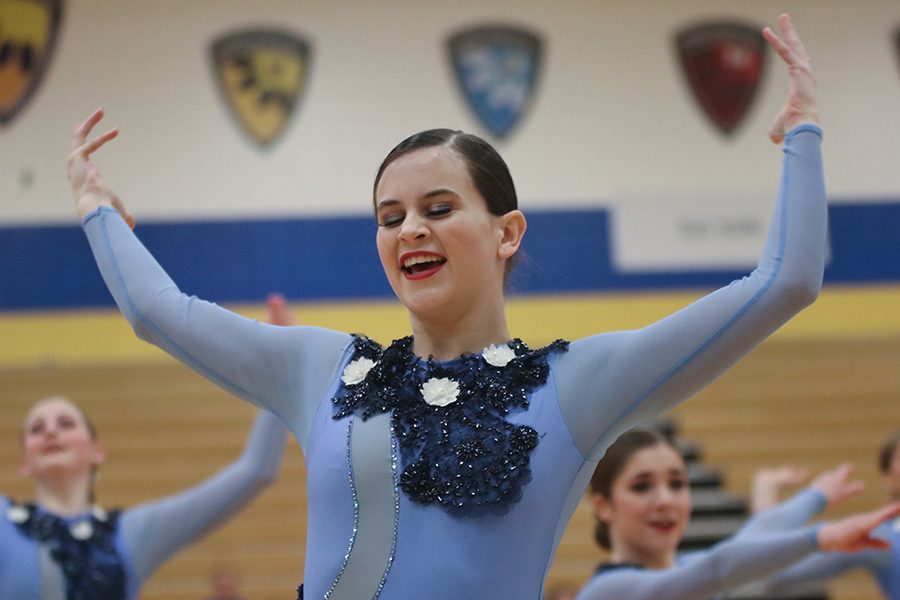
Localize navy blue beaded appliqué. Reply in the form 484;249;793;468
332;336;568;517
9;502;125;600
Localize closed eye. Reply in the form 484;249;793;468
379;213;404;228
426;204;452;218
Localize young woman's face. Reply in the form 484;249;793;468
374;146;514;318
595;443;691;566
20;398;103;479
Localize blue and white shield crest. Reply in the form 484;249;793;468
447;25;542;139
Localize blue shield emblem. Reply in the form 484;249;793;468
447;26;542;139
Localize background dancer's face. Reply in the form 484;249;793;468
593;443;691;567
20;397;104;482
374;145;520;318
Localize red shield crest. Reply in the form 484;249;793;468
675;22;766;135
0;0;63;125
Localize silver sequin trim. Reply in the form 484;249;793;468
372;433;401;599
324;419;359;599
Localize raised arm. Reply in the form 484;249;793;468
576;502;900;600
118;409;287;583
555;14;827;459
69;111;353;447
739;463;864;536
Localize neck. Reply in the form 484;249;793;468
609;542;675;571
408;297;511;360
33;471;93;517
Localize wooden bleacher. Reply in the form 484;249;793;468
1;336;897;599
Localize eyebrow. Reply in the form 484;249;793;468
376;188;460;211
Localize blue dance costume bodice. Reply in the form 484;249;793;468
79;126;826;599
0;411;285;600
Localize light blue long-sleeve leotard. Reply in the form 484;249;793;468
79;125;826;599
756;487;898;598
575;490;829;600
0;410;285;600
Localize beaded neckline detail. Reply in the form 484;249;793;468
7;500;125;600
332;335;568;517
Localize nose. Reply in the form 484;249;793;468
655;486;678;506
398;213;429;244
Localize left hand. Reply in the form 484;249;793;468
266;293;295;326
68;109;134;227
817;502;900;553
762;14;819;144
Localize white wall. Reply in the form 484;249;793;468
2;0;899;226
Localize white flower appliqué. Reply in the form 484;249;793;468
482;343;516;367
6;505;29;524
70;520;94;540
341;357;376;386
421;377;460;407
92;506;108;522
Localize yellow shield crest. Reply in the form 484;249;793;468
210;29;311;148
0;0;63;125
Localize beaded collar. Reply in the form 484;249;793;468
332;335;568;517
6;500;125;600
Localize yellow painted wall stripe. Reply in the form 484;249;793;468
1;285;898;368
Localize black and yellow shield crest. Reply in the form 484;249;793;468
0;0;63;125
210;29;311;148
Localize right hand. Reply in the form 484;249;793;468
68;108;134;228
817;502;900;553
810;463;865;509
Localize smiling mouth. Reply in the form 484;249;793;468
402;255;447;278
649;521;677;532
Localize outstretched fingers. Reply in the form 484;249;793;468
762;27;793;66
77;128;119;158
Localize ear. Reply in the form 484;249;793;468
591;492;613;522
497;210;526;260
91;441;107;468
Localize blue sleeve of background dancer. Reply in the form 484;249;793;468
762;549;891;594
81;207;354;449
118;410;286;583
576;527;820;600
735;488;828;537
552;125;827;460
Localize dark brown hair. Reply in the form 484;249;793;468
373;128;518;217
879;432;900;474
589;429;681;550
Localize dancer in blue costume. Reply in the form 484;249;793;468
576;429;900;600
755;434;900;599
0;297;290;600
68;13;826;600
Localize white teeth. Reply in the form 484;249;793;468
403;255;443;268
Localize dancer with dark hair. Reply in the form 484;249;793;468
68;14;826;599
578;429;900;600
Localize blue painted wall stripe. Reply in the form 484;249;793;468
1;202;898;311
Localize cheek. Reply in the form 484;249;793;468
375;233;394;269
22;438;41;459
